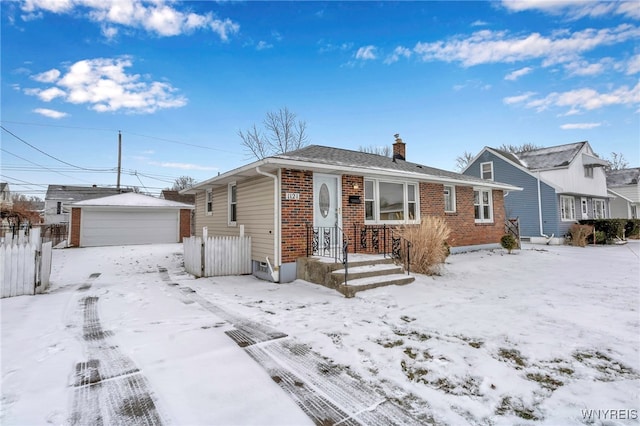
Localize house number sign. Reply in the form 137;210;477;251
285;192;300;200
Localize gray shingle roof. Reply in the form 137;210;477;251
513;142;586;170
45;185;132;201
606;168;640;186
274;145;507;187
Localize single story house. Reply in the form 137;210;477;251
182;136;521;283
68;192;193;247
45;185;132;224
607;168;639;219
462;141;610;244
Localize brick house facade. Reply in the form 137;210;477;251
185;138;521;283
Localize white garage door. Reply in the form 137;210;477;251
81;209;179;247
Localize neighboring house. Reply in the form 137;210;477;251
68;192;193;247
183;136;521;283
462;141;609;244
45;185;131;224
607;168;640;219
0;182;12;210
161;190;195;205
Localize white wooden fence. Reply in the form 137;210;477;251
1;228;53;298
183;228;252;278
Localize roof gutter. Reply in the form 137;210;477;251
255;166;280;283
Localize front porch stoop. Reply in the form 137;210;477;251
296;256;415;298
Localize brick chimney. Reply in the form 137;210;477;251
393;133;406;161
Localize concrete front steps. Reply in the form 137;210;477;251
296;255;415;298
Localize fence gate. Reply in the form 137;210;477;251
183;232;252;278
1;228;53;298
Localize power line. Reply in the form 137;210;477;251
1;125;116;171
1;148;104;183
0;120;243;155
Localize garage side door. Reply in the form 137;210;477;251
81;209;179;247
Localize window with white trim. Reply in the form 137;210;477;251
364;179;419;223
560;195;576;221
205;189;213;215
584;166;594;178
593;199;606;219
365;180;375;221
228;182;237;225
481;162;494;181
444;185;456;212
474;189;493;223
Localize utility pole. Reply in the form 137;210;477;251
117;131;122;190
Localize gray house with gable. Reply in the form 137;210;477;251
463;141;609;244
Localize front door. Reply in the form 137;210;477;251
313;174;341;255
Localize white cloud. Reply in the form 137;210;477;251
31;68;60;83
384;46;412;64
355;45;377;61
256;41;273;51
505;67;533;81
413;25;640;67
471;20;488;27
20;0;240;40
500;0;640;20
563;59;611;76
503;91;536;104
507;82;640;113
33;108;68;119
149;161;217;171
560;122;602;130
627;54;640;75
25;57;187;114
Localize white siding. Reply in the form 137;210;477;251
194;175;275;262
540;148;608;197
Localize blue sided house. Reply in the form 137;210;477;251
463;141;610;244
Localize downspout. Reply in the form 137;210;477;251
537;172;553;243
256;166;280;282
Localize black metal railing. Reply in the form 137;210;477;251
351;224;412;275
305;224;347;264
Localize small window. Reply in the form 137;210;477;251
228;183;237;225
205;190;213;215
481;162;494;181
584;166;593;178
444;185;456;212
407;184;417;220
56;201;62;215
593;199;605;219
474;189;493;223
560;195;576;221
364;180;375;221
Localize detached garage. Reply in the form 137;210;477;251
68;193;193;247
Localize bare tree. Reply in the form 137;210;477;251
607;152;629;171
238;107;309;160
455;151;475;171
171;176;196;191
359;145;391;157
497;143;541;153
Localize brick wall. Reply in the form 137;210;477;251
341;175;365;249
281;169;313;263
179;209;191;241
70;207;81;247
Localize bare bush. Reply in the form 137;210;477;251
397;216;451;275
569;224;593;247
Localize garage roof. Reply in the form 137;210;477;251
70;192;194;209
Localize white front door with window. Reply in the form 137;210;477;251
313;174;341;254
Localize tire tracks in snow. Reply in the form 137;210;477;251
69;274;164;426
159;267;421;425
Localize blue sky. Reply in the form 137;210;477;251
2;0;639;198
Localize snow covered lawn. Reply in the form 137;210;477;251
1;241;638;425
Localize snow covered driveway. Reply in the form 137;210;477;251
1;241;639;425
